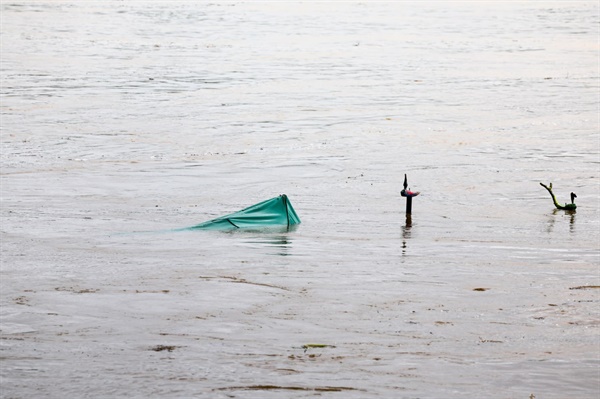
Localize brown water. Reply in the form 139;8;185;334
1;1;599;398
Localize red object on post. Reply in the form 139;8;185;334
401;174;419;214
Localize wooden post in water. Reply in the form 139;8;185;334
404;174;412;214
401;174;419;214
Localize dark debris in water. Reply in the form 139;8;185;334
134;289;170;294
150;345;179;352
478;337;503;344
301;343;336;350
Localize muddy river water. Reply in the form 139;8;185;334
1;1;599;398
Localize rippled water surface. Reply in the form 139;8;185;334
1;1;599;398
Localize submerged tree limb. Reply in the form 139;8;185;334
540;182;577;210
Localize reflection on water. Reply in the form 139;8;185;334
238;228;297;256
546;208;576;234
401;214;412;256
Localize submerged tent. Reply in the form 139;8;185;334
188;194;300;230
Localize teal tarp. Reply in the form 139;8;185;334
189;195;300;230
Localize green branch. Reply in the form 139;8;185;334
540;182;577;210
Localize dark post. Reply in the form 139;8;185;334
401;174;419;214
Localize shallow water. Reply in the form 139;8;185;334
1;1;599;398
